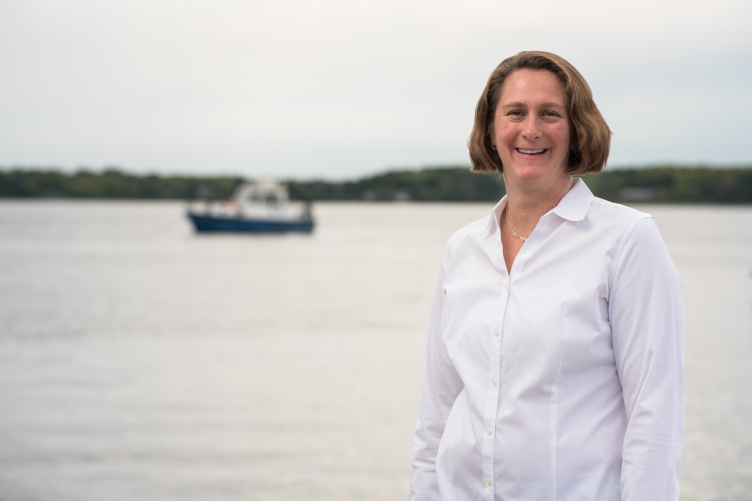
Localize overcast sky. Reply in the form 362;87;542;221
1;0;750;179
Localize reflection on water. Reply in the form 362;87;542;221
0;201;750;500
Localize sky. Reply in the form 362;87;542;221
1;0;750;180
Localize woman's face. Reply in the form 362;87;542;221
491;69;572;192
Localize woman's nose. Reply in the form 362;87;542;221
522;117;542;140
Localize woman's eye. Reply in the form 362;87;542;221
542;111;562;119
507;110;523;118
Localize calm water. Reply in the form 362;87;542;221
0;200;750;500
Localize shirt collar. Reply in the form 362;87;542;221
479;177;593;238
480;197;506;238
551;178;593;222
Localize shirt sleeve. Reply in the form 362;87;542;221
409;251;464;501
610;217;685;500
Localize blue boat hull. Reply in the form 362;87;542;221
187;212;314;234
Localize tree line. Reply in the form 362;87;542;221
1;165;751;203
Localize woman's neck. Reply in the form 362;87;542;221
503;176;575;233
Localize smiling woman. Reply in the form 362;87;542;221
409;51;685;501
491;70;572;202
469;51;612;179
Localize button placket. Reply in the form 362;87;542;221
481;276;508;500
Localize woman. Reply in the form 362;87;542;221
409;51;684;500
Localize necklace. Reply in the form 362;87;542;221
505;207;528;243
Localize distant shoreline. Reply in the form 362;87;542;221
1;164;751;204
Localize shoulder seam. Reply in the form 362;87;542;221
608;215;656;293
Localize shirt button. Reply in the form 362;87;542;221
485;426;493;436
485;477;493;486
491;378;498;386
493;329;500;337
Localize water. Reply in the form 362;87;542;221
0;201;750;500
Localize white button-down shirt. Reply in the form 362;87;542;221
410;179;684;501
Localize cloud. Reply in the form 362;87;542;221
0;0;750;178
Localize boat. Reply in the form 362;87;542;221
186;181;314;234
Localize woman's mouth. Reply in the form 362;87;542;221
516;148;547;155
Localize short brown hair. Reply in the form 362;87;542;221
468;51;612;176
